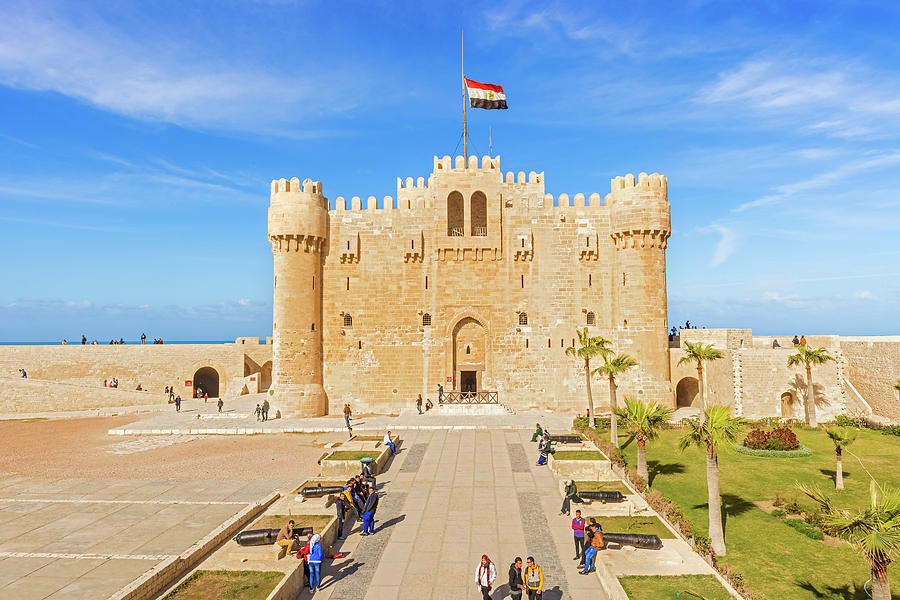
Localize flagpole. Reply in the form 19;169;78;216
489;126;493;158
462;29;467;164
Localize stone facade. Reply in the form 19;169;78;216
268;155;672;416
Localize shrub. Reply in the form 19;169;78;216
692;535;714;557
773;489;785;507
771;509;786;518
785;499;802;514
784;518;825;540
766;426;800;450
573;415;589;430
744;428;770;450
834;414;858;428
733;443;812;458
628;471;647;492
882;425;900;437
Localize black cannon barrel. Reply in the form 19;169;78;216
603;532;663;549
234;526;314;546
300;485;344;498
549;435;584;444
578;490;626;502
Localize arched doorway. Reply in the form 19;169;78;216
447;191;464;236
781;392;794;419
453;317;486;395
471;191;487;236
676;377;700;408
193;367;219;398
260;361;272;392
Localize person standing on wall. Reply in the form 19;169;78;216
141;332;146;344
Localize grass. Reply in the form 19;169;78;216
575;480;630;494
585;515;675;538
619;574;732;600
552;450;606;461
165;570;283;600
618;425;900;599
324;450;381;461
249;514;332;531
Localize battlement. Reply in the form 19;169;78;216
270;177;325;197
539;192;605;208
609;172;667;195
432;154;502;172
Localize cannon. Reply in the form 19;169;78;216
549;434;584;444
234;526;314;547
603;532;663;550
299;485;344;498
578;490;626;503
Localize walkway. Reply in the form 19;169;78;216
304;429;607;600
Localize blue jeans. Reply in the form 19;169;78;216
385;441;396;454
561;497;571;514
309;562;321;590
583;546;598;571
344;414;350;428
537;453;547;465
363;511;375;534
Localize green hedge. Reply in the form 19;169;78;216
732;443;812;458
784;518;825;540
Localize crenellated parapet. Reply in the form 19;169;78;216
606;172;671;251
268;177;328;252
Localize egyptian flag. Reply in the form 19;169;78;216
465;78;508;110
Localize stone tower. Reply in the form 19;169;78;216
608;172;672;403
268;177;328;417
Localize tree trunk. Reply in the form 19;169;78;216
872;560;890;600
698;364;707;423
609;376;619;448
637;438;648;483
584;359;594;425
706;449;726;555
806;366;818;428
835;447;844;490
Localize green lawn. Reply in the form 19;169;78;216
552;450;606;460
619;426;900;599
166;570;283;600
575;480;630;494
619;574;732;599
324;450;381;461
585;515;675;538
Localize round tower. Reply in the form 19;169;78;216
608;172;672;405
268;177;328;417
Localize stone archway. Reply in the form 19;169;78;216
676;376;700;408
781;391;795;419
452;317;486;394
260;361;273;392
193;366;219;398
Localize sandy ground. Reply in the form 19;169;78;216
0;416;344;480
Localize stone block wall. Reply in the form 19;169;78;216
840;337;900;420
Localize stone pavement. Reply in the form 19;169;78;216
297;429;608;600
0;476;284;600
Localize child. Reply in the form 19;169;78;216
255;404;262;421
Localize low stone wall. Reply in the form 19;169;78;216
0;377;164;413
549;454;614;480
319;445;393;478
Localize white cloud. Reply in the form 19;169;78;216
697;224;736;267
762;291;803;307
854;290;874;300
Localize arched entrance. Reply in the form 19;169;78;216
781;392;794;419
260;361;272;392
193;367;219;398
453;317;486;396
676;377;700;408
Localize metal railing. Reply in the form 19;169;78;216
472;226;488;236
440;391;499;404
447;227;464;237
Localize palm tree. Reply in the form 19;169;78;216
565;329;610;423
787;346;833;427
825;427;857;490
593;353;638;447
676;342;724;422
799;481;900;600
678;406;746;555
615;397;673;483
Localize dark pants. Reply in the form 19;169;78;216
479;585;491;600
527;590;542;599
510;592;522;600
574;535;585;558
337;515;344;538
561;496;572;514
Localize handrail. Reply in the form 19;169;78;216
440;391;499;404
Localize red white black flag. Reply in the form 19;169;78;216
465;78;508;110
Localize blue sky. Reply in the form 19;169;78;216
1;0;898;341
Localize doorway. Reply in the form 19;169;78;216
461;370;477;395
193;367;220;398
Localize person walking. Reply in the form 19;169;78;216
175;395;181;412
262;399;270;421
572;510;586;561
524;556;543;599
416;394;423;414
561;480;577;515
217;398;223;413
508;557;525;600
255;404;262;421
383;431;396;454
343;403;352;428
531;423;543;442
474;554;497;600
335;494;347;540
308;533;323;592
361;483;378;535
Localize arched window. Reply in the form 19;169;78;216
422;313;432;326
518;312;528;326
447;191;464;236
343;314;353;328
471;191;487;236
586;311;595;326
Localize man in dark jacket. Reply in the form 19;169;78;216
362;484;379;535
335;494;347;540
508;557;525;600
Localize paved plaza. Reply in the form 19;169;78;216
0;476;283;599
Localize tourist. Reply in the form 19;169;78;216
361;460;376;486
800;335;807;347
581;522;603;575
255;404;262;421
217;398;224;413
335;494;347;540
175;396;181;412
437;383;443;402
169;387;175;401
62;339;67;345
361;483;378;535
561;480;577;515
165;385;170;396
416;393;423;414
383;431;396;454
537;434;551;466
474;554;497;600
343;403;352;429
20;369;27;379
262;399;269;421
82;335;86;345
275;519;296;556
508;557;525;600
772;339;781;348
119;338;124;345
341;480;359;516
524;556;543;599
204;392;209;403
308;533;323;592
531;423;543;442
792;335;800;346
141;332;146;344
425;398;433;411
572;510;586;561
298;532;313;586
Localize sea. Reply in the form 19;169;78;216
0;341;234;345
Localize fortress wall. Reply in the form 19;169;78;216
0;376;159;413
669;348;735;410
0;343;268;403
840;337;900;420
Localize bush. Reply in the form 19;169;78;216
784;518;825;540
692;535;714;557
882;425;900;437
771;509;786;518
834;414;859;428
734;443;812;458
743;428;770;450
767;426;800;450
573;415;589;430
628;471;647;492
